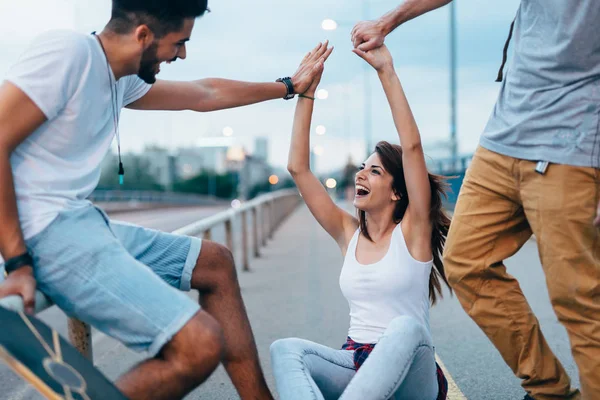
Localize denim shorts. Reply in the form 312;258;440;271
23;204;202;356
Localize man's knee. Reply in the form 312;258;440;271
161;311;224;380
442;242;463;287
192;241;237;290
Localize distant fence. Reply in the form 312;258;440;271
428;154;473;209
89;189;222;205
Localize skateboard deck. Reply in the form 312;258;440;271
0;306;128;400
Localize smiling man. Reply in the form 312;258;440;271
0;1;332;399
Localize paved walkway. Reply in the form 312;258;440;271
4;203;580;399
186;204;465;399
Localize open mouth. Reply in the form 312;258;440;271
355;184;370;197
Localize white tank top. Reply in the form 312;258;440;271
339;223;433;344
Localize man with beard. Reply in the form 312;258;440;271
0;1;332;399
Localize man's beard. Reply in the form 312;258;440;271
138;42;160;84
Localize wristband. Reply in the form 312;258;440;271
299;93;315;100
4;252;33;274
276;77;295;100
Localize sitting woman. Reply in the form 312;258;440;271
270;42;450;400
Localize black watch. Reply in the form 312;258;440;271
4;252;34;274
276;77;295;100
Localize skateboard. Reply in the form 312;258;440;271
0;306;128;400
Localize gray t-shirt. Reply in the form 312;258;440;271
481;0;600;168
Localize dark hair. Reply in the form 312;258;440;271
358;141;452;305
108;0;209;38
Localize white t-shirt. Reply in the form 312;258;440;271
339;223;433;344
4;30;151;241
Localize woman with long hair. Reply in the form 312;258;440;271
270;42;451;400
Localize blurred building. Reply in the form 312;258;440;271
254;137;269;162
177;137;235;178
245;156;272;188
142;147;177;191
100;135;277;198
226;147;272;200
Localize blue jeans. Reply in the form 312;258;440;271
271;316;438;400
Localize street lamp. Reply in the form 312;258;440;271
321;14;372;159
325;178;337;189
322;1;459;160
316;89;329;100
321;19;338;31
312;145;324;156
226;146;245;199
449;1;458;161
269;175;279;185
231;199;242;209
222;126;234;137
226;146;245;162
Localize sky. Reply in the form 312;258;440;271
0;0;521;173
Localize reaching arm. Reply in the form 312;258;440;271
286;45;357;249
377;69;432;224
0;82;48;313
353;46;431;228
128;42;330;112
380;0;453;35
127;78;288;112
352;0;453;51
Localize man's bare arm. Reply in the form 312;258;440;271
127;79;288;112
129;42;332;112
0;81;48;313
351;0;453;51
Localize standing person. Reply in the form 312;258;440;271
352;1;600;399
271;43;449;400
0;1;331;399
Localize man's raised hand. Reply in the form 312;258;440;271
351;20;387;52
291;41;334;95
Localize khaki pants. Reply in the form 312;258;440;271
443;146;600;399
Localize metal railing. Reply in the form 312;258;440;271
428;154;473;175
89;189;222;205
427;154;473;210
0;189;302;362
